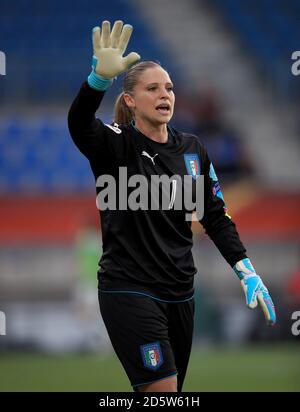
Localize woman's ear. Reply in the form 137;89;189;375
123;93;135;109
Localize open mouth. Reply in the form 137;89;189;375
155;103;171;115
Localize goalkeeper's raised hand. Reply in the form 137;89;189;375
88;20;140;91
233;258;276;326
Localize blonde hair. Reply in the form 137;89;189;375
113;61;163;125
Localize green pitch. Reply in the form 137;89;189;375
0;344;299;392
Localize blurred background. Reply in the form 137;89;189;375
0;0;299;391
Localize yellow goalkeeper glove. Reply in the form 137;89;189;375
88;20;140;90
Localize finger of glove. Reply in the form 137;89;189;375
110;20;123;48
92;27;101;52
257;292;276;326
123;52;141;70
101;21;111;48
241;279;258;309
118;24;133;54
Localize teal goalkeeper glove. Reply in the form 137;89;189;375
233;258;276;326
88;20;140;90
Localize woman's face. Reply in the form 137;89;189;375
124;66;175;126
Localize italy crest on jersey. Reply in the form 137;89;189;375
184;154;201;180
140;342;163;370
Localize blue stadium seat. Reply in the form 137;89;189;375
211;0;300;100
0;117;96;192
0;0;177;103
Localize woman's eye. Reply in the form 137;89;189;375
148;87;156;91
167;87;174;92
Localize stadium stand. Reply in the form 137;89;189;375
0;0;177;104
211;0;300;100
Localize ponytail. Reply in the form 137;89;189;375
113;92;133;125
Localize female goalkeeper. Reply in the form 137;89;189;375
68;20;276;392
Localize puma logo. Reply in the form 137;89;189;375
141;151;159;165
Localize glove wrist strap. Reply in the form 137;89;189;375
87;70;114;91
233;258;256;280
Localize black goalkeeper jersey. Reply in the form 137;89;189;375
68;82;247;301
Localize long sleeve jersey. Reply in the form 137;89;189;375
68;82;247;301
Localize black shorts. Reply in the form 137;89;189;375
98;291;195;391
